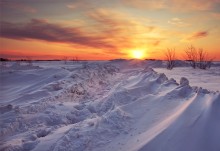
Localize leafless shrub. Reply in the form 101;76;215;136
72;56;79;64
63;57;68;64
26;57;33;66
185;45;213;69
165;48;176;70
185;45;197;69
197;49;214;69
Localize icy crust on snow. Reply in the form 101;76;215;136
0;61;220;151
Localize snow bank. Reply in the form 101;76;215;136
0;61;219;151
154;66;220;92
0;63;121;150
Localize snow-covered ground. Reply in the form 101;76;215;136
0;60;220;151
154;67;220;92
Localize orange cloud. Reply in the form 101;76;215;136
1;8;167;59
87;9;164;49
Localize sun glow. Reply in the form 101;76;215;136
131;50;145;59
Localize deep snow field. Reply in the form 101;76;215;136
0;60;220;151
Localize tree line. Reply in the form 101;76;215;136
165;45;214;70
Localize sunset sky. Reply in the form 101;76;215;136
1;0;220;60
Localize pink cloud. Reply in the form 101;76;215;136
0;19;115;50
182;31;209;42
122;0;220;12
1;1;37;13
189;31;209;40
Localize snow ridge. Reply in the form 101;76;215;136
0;62;219;151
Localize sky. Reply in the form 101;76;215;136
0;0;220;60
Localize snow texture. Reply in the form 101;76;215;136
0;60;220;151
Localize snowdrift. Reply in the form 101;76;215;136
0;61;219;151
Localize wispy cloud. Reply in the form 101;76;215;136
168;18;190;27
211;12;220;20
182;31;209;42
122;0;166;10
170;0;214;11
66;4;78;9
0;19;115;50
1;8;170;57
189;31;209;39
1;1;37;13
87;8;163;48
122;0;220;12
66;1;85;10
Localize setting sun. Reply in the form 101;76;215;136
131;50;145;59
1;0;220;61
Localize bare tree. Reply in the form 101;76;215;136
206;60;213;69
26;56;33;66
165;48;176;70
197;49;214;69
63;57;68;64
72;56;79;64
185;45;197;69
185;45;213;69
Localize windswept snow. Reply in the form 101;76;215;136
154;66;220;92
0;60;220;151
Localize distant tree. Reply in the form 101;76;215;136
206;60;213;69
165;48;176;70
185;45;213;69
0;58;8;67
0;58;9;61
197;48;213;69
63;57;68;64
185;45;197;69
72;56;79;64
26;56;33;66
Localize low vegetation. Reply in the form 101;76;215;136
185;45;213;69
164;48;176;70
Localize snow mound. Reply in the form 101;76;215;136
180;77;189;86
1;61;219;151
